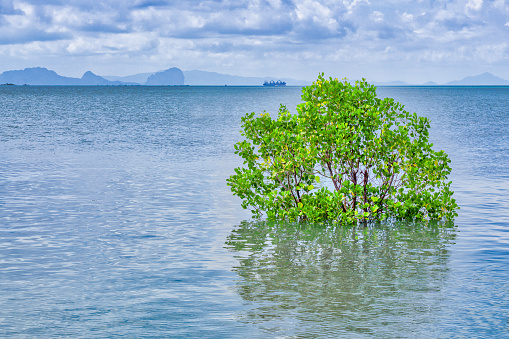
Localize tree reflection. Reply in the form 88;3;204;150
226;221;456;337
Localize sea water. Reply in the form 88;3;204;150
0;85;507;338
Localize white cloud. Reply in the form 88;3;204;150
0;0;508;83
294;0;334;25
265;0;283;10
401;12;413;23
65;33;158;55
371;10;384;23
465;0;483;13
473;42;508;62
343;0;369;15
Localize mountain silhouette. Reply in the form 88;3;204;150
105;69;309;86
0;67;80;85
0;67;128;85
446;72;509;85
80;71;116;85
6;67;507;87
145;67;185;85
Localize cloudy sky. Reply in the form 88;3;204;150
0;0;508;83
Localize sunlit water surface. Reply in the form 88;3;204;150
0;86;508;338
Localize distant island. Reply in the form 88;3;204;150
0;67;134;86
145;68;184;86
372;72;509;86
1;67;508;87
0;67;184;86
0;67;307;86
106;70;307;86
444;72;509;86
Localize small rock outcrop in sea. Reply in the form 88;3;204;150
145;67;185;86
80;71;114;85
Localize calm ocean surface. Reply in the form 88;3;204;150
0;85;508;338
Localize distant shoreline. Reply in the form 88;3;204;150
3;84;509;88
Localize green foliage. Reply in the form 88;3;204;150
227;74;459;223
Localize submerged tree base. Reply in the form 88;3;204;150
227;74;459;223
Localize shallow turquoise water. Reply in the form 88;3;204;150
0;86;508;337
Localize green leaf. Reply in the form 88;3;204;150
227;73;459;223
